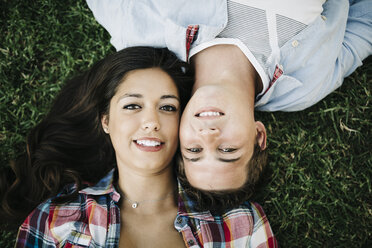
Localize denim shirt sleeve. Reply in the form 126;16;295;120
86;0;227;62
256;0;372;112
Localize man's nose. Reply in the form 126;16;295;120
198;127;221;141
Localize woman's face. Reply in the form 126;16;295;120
102;68;180;174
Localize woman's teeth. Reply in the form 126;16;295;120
136;140;161;147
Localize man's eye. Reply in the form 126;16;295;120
187;148;202;153
160;105;177;112
123;104;141;110
219;148;237;153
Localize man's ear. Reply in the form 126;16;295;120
255;121;267;150
101;115;109;134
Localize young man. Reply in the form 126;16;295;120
86;0;371;204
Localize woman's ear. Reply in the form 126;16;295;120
255;121;267;150
101;115;110;134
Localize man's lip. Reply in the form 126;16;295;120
194;107;225;118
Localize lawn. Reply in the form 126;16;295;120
1;0;371;247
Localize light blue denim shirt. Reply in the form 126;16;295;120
86;0;371;111
86;0;227;62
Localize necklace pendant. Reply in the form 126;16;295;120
132;202;138;208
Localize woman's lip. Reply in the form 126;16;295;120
194;107;225;118
133;137;164;152
135;137;163;142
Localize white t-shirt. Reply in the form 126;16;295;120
190;0;326;97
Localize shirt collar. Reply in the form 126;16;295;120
177;180;215;221
79;169;121;202
77;170;217;219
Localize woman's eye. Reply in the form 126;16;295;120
219;148;237;153
160;105;177;112
123;104;141;110
187;148;202;153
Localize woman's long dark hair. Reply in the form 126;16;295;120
0;47;193;224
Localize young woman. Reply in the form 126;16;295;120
3;46;277;247
2;46;191;247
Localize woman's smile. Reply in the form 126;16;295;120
134;138;165;152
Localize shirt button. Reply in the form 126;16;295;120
291;40;299;47
187;240;195;246
321;15;327;21
176;217;183;224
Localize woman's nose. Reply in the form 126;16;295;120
142;121;160;131
141;112;160;132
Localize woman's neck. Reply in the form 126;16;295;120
117;164;184;247
117;164;178;214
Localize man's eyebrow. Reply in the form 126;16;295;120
183;155;241;163
117;93;142;102
160;95;180;101
217;157;241;163
182;155;201;162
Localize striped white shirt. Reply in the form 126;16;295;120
190;0;326;97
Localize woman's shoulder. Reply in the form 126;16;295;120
15;182;115;247
16;197;59;247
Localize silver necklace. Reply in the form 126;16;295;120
123;192;174;209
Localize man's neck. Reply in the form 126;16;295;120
191;44;261;101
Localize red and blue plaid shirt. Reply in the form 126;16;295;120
16;170;277;247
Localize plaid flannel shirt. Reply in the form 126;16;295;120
16;170;277;247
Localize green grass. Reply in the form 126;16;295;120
0;0;371;247
254;59;372;246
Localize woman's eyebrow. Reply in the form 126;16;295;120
161;95;180;101
117;94;179;102
117;93;142;102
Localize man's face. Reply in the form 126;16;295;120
180;83;262;190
